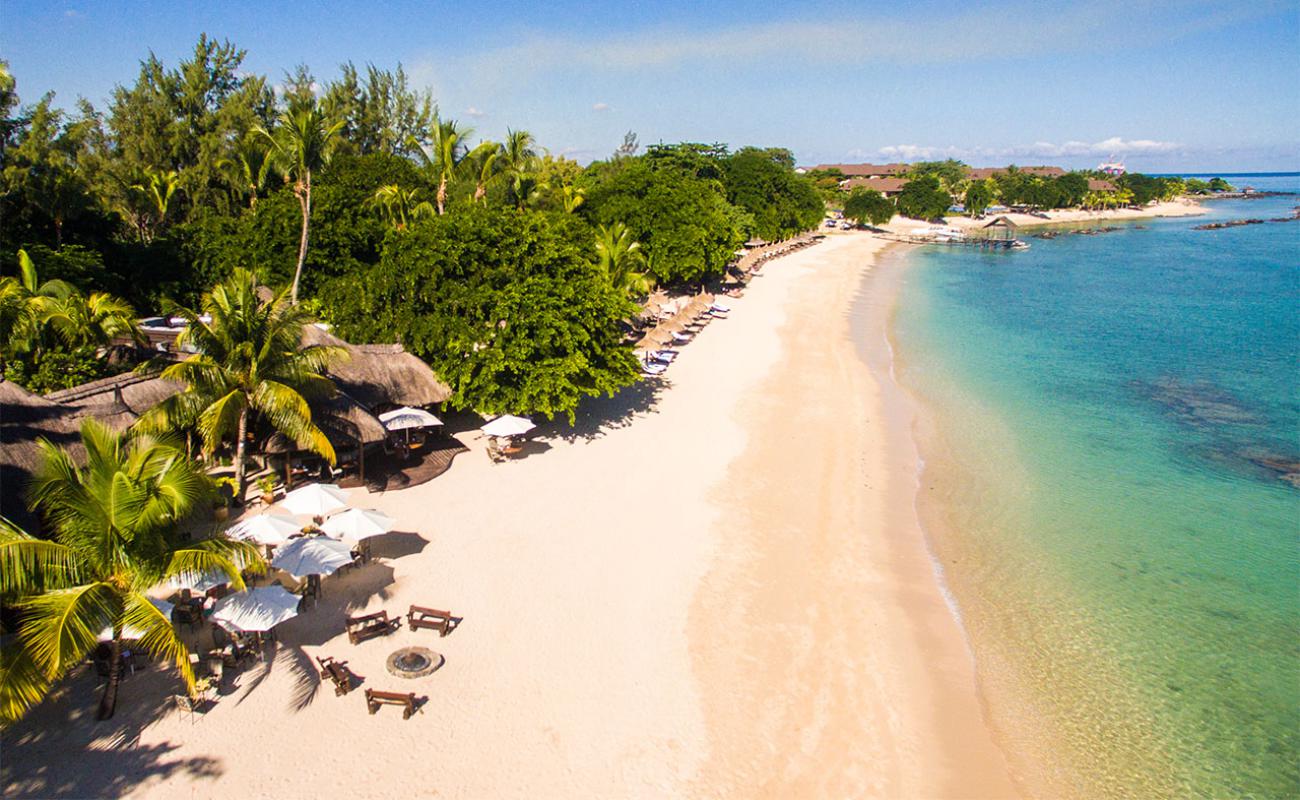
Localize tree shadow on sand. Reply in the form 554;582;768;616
1;666;223;799
541;377;670;443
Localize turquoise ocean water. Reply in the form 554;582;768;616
891;176;1299;799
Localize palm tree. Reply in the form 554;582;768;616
464;141;502;205
257;105;345;303
42;290;141;351
129;169;182;244
501;128;537;208
0;249;74;360
135;269;347;500
0;420;263;722
595;223;653;297
560;184;586;214
368;184;435;230
219;133;278;211
412;117;472;215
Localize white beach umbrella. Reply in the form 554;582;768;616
271;536;354;578
98;597;175;641
211;586;301;633
278;483;350;517
227;513;302;546
378;406;443;431
320;507;396;543
168;568;232;594
480;415;536;438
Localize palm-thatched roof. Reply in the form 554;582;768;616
0;380;138;529
300;325;451;409
44;370;182;415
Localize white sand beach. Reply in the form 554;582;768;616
3;234;1019;799
879;198;1205;238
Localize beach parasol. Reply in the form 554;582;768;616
168;568;232;594
271;536;354;578
378;406;442;430
378;406;442;450
480;415;536;438
98;598;174;641
320;507;396;543
211;586;301;633
227;513;302;547
278;483;350;517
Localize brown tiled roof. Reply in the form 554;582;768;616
967;165;1067;179
808;163;909;177
841;177;909;193
1087;178;1118;191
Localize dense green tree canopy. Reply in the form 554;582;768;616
319;209;640;421
842;188;895;226
722;147;824;240
581;158;744;285
895;175;952;220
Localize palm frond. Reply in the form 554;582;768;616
0;516;84;596
120;592;195;694
18;582;121;679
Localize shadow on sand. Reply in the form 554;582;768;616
1;666;222;799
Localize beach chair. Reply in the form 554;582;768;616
172;694;200;724
346;610;400;644
407;605;460;637
365;688;419;719
641;363;668;376
315;655;356;696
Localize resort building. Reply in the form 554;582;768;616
839;177;909;197
798;162;909;178
966;165;1067;179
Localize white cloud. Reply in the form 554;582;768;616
592;102;610;112
63;9;80;18
449;0;1269;81
466;106;487;118
875;137;1181;162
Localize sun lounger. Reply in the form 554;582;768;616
407;605;460;637
346;610;400;644
670;331;692;343
641;363;668;376
315;655;356;696
710;302;731;313
365;688;418;719
653;349;678;360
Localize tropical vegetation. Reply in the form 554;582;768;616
0;420;262;723
135;269;346;499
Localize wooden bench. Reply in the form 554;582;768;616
365;688;418;719
346;610;399;644
315;655;355;696
407;605;460;637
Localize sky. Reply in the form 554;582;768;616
1;0;1297;171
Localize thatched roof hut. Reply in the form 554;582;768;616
300;325;451;409
0;380;140;529
44;370;182;415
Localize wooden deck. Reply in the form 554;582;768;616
339;437;469;494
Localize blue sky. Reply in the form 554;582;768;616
2;0;1297;170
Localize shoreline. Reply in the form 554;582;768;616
876;198;1206;238
689;234;1019;797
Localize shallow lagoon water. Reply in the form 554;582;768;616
892;177;1300;798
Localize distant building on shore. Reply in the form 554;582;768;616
797;163;908;178
966;165;1067;179
839;177;908;197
